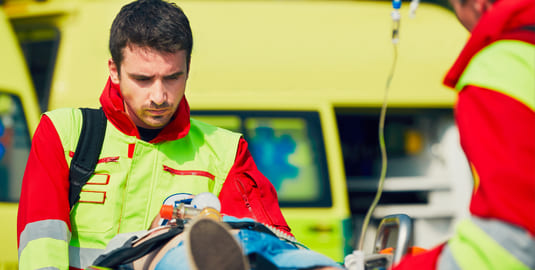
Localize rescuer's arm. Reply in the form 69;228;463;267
17;115;71;269
218;137;292;234
455;84;535;232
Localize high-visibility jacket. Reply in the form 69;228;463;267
394;0;535;269
452;39;535;235
18;78;290;269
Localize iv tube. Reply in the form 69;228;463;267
356;0;401;252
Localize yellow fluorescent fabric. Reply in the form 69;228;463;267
19;237;69;270
456;40;535;111
448;219;529;270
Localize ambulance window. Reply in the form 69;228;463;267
336;108;456;212
14;26;60;113
0;93;31;202
191;111;331;207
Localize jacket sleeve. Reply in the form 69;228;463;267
218;137;292;234
17;115;71;269
455;84;535;234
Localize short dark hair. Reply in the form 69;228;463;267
109;0;193;73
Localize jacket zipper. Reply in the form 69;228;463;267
68;151;119;164
162;165;215;181
235;178;254;216
247;172;274;225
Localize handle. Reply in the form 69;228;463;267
373;214;412;264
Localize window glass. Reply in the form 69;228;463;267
14;25;60;113
192;111;331;207
337;108;454;179
336;108;456;211
0;93;31;202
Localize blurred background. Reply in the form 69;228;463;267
0;0;472;268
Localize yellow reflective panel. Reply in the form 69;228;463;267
192;115;241;132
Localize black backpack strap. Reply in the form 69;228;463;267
91;222;271;267
90;220;293;267
69;108;107;209
226;221;278;238
92;225;185;267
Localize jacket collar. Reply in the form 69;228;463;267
99;77;191;143
443;0;535;88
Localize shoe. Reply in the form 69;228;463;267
185;218;249;270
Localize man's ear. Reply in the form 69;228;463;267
108;59;120;84
473;0;491;14
186;62;191;80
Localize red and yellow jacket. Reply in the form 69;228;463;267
394;0;535;268
17;78;290;269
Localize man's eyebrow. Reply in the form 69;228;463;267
127;71;184;79
164;71;185;78
128;73;153;79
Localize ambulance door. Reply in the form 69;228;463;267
0;6;40;267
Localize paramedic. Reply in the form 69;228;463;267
394;0;535;268
17;0;290;269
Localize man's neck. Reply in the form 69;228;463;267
137;126;163;142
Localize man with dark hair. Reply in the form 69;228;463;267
17;1;290;269
108;0;193;75
393;0;535;268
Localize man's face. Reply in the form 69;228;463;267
109;45;189;129
449;0;487;32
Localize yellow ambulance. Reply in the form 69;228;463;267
0;0;469;267
0;6;39;269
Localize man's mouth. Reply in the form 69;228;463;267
147;109;168;116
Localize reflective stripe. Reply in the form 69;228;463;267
19;219;70;258
17;219;104;269
68;245;106;269
18;237;68;270
448;219;529;270
456;40;535;111
472;217;535;269
437;244;462;270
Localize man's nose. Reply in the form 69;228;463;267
151;80;167;105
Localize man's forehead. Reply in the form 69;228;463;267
119;45;188;69
118;44;188;76
123;43;182;58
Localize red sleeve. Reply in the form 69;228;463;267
218;137;292;234
455;85;535;235
17;115;71;246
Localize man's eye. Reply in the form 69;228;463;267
136;77;150;81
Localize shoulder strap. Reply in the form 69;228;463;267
91;220;295;268
92;225;185;267
69;107;107;209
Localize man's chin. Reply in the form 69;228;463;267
143;117;170;129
